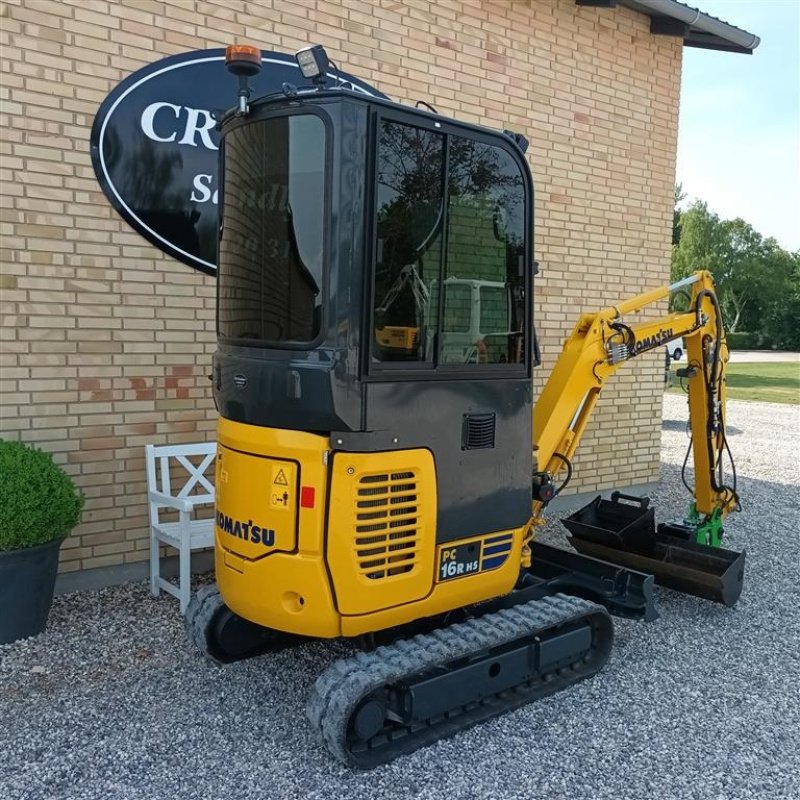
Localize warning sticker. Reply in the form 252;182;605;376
273;468;288;486
270;489;290;510
270;464;292;511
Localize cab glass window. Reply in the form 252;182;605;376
370;119;528;372
372;120;444;364
218;114;326;344
441;137;526;366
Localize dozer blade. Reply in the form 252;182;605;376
517;541;659;622
562;494;745;607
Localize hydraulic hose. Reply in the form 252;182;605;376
694;289;739;511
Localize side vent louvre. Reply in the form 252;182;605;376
462;413;496;450
355;471;419;580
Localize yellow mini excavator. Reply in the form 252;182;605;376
187;45;744;768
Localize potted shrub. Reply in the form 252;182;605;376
0;439;84;644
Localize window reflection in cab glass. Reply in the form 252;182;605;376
442;138;526;366
373;121;444;364
218;114;326;344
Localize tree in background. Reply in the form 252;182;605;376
761;250;800;350
671;195;799;349
673;183;686;246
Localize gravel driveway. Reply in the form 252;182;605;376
2;394;799;800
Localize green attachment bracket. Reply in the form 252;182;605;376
686;503;724;547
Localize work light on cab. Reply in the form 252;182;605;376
295;44;330;83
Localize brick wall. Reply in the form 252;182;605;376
0;0;681;575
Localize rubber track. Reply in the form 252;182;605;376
306;593;610;768
185;585;226;664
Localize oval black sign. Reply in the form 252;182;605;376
90;49;384;275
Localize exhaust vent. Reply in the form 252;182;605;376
355;471;419;580
462;413;496;450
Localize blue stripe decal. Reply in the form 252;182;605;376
481;554;509;571
483;543;512;557
485;534;513;545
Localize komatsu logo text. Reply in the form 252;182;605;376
216;512;275;547
634;328;673;354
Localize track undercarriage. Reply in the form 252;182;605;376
307;594;611;768
185;542;658;768
187;587;612;768
185;487;746;768
186;586;304;664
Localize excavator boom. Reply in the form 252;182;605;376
530;270;744;605
534;271;737;523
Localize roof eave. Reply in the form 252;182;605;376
581;0;761;55
684;31;754;55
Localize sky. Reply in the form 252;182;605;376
677;0;800;252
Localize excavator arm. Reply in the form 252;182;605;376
525;271;744;606
532;270;738;536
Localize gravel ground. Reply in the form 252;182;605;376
2;395;799;800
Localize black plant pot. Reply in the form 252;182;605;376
0;538;63;645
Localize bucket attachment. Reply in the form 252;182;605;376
560;492;656;552
562;493;745;607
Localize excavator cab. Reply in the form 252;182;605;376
212;84;546;639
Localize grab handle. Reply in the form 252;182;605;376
610;491;650;509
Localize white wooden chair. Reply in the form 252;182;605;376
145;442;217;613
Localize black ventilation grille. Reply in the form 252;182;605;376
355;471;419;579
462;413;496;450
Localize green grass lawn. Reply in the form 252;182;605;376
668;362;800;404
